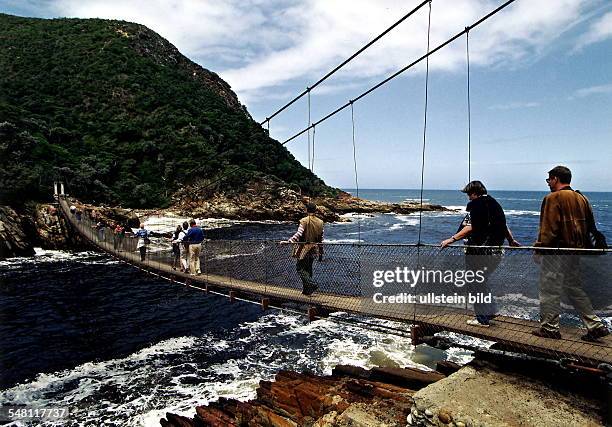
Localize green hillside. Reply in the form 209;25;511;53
0;13;331;207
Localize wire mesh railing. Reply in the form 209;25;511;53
58;197;612;367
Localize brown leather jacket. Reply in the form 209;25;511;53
535;187;593;248
292;214;324;260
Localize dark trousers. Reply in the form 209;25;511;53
466;252;502;324
296;256;315;291
139;246;146;262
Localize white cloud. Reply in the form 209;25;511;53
569;83;612;99
221;0;590;100
46;0;593;103
575;11;612;50
488;101;540;110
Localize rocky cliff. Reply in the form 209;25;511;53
0;203;87;258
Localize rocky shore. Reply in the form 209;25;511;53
159;359;606;427
0;203;87;258
0;188;448;258
172;181;447;223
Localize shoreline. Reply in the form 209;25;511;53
0;194;450;259
159;358;606;426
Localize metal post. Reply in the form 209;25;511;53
411;324;423;346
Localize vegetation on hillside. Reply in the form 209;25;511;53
0;13;333;207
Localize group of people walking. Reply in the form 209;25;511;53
170;219;205;275
281;165;609;343
135;219;204;274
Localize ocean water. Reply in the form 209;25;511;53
0;189;609;426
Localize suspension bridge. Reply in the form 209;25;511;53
57;197;612;369
55;0;611;374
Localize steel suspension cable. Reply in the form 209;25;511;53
311;125;316;171
350;102;361;242
280;0;518;147
260;0;430;127
307;88;312;171
466;28;472;182
417;0;432;246
193;0;518;197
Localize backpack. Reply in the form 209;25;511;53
575;191;608;250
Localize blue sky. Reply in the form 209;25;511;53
2;0;611;191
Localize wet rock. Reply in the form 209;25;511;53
0;206;35;258
161;366;421;426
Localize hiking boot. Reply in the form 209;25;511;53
531;328;561;339
302;284;319;296
467;319;490;328
581;326;610;342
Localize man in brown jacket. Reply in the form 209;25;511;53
533;166;609;341
283;203;324;295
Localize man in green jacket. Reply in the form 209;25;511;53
533;166;609;341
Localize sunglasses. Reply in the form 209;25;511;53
545;177;557;183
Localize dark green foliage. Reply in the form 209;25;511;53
0;13;334;207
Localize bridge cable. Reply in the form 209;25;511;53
466;28;472;182
190;0;518;199
350;102;361;242
260;0;431;127
350;101;363;290
280;0;518;147
311;125;316;172
414;0;432;329
417;0;432;247
307;88;312;171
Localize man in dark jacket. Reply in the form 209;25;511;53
441;181;519;327
184;219;204;275
532;166;609;341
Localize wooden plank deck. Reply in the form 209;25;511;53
58;199;612;367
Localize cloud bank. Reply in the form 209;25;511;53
25;0;611;104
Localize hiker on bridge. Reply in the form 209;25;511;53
282;202;324;296
440;181;520;328
171;221;190;272
532;166;609;342
134;224;150;262
184;219;204;275
113;223;125;251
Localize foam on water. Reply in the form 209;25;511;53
323;238;364;243
0;249;120;268
0;309;474;426
141;215;289;234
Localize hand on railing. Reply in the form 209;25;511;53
440;238;454;248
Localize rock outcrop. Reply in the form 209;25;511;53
0;206;35;258
407;362;604;427
160;365;448;427
160;360;606;427
0;203;88;258
173;179;448;222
